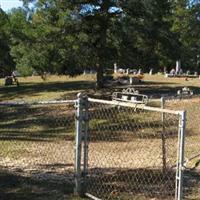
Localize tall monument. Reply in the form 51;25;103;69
114;63;118;73
176;60;181;74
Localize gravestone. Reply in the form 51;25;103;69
4;76;13;86
176;60;181;74
149;69;153;75
177;87;193;97
126;68;130;75
112;87;148;104
114;63;118;73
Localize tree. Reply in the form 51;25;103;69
9;0;199;84
172;0;200;71
13;0;122;87
73;0;178;86
0;8;14;77
117;0;180;71
10;1;89;77
8;8;34;76
74;0;122;88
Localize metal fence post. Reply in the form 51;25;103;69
82;95;89;194
74;93;84;196
176;111;186;200
161;97;167;173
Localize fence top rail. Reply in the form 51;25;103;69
0;100;77;106
88;98;182;115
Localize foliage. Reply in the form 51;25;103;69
0;0;200;86
172;0;200;71
0;8;15;77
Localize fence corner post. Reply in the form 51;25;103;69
74;93;84;196
176;110;186;200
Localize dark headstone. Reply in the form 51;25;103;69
5;76;13;86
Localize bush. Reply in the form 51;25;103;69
16;65;34;77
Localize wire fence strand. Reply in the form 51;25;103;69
163;97;200;200
85;100;180;200
0;101;76;197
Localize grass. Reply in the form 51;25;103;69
0;168;86;200
0;75;96;102
1;73;200;102
1;73;200;199
0;101;78;199
0;74;119;103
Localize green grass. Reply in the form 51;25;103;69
0;75;96;102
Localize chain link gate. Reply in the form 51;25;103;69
0;100;76;200
162;97;200;200
0;95;187;200
75;94;186;200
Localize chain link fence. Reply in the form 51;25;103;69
1;95;190;200
74;96;185;200
0;100;76;200
162;96;200;200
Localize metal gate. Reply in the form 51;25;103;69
74;94;186;200
0;95;188;200
162;96;200;200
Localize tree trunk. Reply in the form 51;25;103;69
96;63;104;89
95;2;110;89
96;24;108;89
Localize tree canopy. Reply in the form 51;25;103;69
0;0;199;87
0;8;15;77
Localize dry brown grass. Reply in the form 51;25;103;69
1;74;200;199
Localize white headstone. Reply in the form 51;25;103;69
114;63;118;73
126;68;129;75
176;60;181;74
130;77;133;84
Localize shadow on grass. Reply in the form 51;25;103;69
0;104;75;142
0;104;75;122
0;133;74;142
0;81;95;100
108;85;200;99
86;167;200;200
183;169;200;200
88;107;179;142
89;117;179;141
0;104;179;143
0;167;74;200
0;122;75;142
86;167;176;200
38;163;74;168
136;85;200;98
89;82;184;100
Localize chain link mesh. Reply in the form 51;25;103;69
1;97;194;200
163;97;200;200
164;97;200;165
0;101;76;199
85;101;180;200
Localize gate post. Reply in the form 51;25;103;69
176;111;186;200
74;93;84;196
161;97;167;173
82;95;89;193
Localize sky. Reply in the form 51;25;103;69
0;0;23;11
